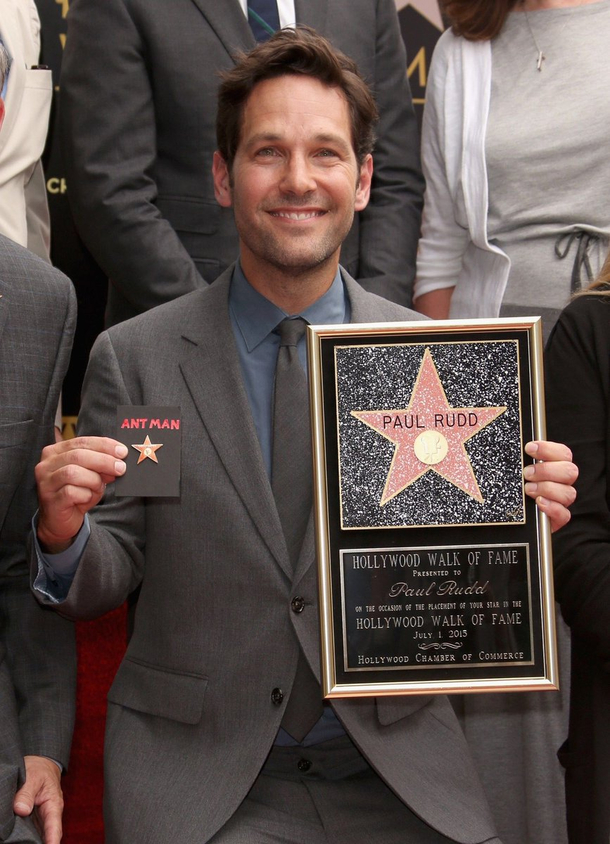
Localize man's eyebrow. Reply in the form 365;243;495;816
245;133;283;147
313;133;352;152
243;132;352;153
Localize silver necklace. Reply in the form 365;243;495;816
524;9;546;70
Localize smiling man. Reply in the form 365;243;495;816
213;74;372;307
31;28;577;844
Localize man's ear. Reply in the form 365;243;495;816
354;154;373;212
213;151;232;207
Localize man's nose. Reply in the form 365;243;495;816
279;154;317;194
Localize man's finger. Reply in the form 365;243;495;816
42;435;128;459
13;785;35;816
524;439;573;463
525;479;577;510
523;460;578;487
36;795;64;844
534;495;572;533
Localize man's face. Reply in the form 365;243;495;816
213;74;372;284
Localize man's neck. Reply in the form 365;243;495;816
239;255;339;314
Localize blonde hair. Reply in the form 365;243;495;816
578;250;610;297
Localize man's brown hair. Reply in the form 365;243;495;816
216;26;378;169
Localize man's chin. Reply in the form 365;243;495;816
266;252;337;277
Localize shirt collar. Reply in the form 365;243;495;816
229;261;347;353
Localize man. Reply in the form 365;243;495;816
59;0;423;326
0;0;52;260
33;30;577;844
0;38;76;844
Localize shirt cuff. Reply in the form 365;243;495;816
31;513;91;603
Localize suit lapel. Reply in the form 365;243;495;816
188;0;255;60
294;0;329;32
345;273;395;324
179;271;292;579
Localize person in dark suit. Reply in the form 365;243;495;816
545;255;610;844
0;240;76;844
0;40;76;844
59;0;424;326
33;29;576;844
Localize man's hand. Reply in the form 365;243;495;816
36;436;127;553
14;756;63;844
524;440;578;532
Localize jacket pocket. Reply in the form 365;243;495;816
108;656;208;725
0;419;34;449
0;420;34;484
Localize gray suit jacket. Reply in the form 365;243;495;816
35;268;498;844
0;235;76;840
59;0;424;325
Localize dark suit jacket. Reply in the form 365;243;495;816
34;268;498;844
59;0;424;326
0;235;76;840
546;293;610;844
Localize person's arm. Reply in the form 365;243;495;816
546;298;610;657
413;32;468;315
413;287;453;319
352;0;425;307
32;330;147;620
60;0;205;316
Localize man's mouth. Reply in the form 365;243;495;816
268;210;326;220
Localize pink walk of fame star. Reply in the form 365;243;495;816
352;348;507;505
132;434;163;464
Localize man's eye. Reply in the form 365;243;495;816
317;149;338;158
256;148;277;157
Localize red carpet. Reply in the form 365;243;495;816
61;607;127;843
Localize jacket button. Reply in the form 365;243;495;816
271;688;284;706
291;596;305;613
297;758;312;772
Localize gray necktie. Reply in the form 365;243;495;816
271;317;312;567
272;317;323;741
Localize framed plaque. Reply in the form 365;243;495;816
307;318;558;697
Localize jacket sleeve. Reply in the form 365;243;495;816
59;0;206;315
414;30;471;302
4;273;77;767
546;297;610;664
352;0;424;307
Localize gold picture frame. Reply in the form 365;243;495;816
307;317;558;697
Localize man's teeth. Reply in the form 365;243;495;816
271;211;321;220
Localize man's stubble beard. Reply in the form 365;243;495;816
238;205;356;279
